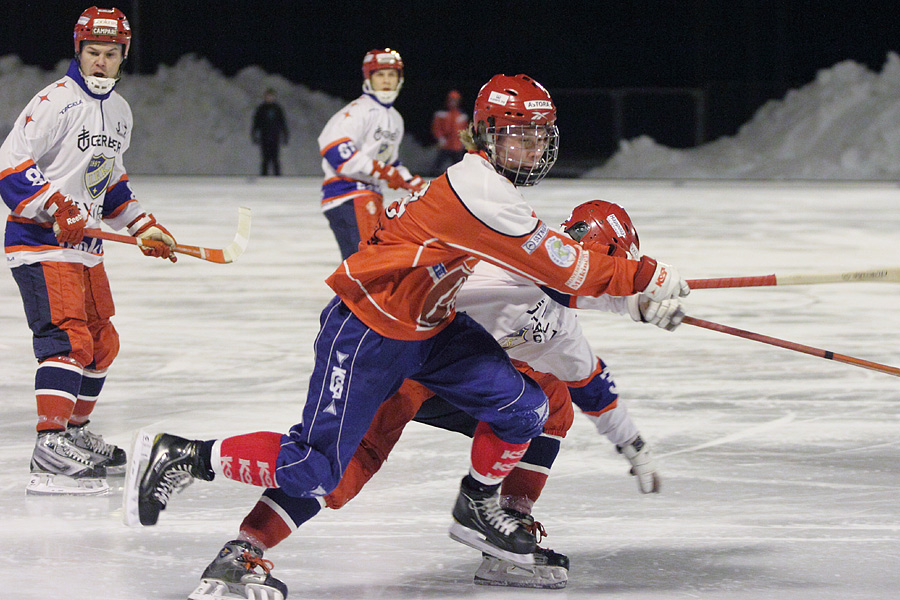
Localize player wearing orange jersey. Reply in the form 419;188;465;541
127;75;688;600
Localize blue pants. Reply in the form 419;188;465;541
274;297;549;497
323;202;361;260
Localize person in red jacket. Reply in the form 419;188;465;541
429;89;469;175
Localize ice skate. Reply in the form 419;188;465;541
67;421;127;475
188;540;288;600
474;512;568;589
123;429;211;526
448;478;535;567
27;430;109;496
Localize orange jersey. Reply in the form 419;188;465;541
325;152;643;341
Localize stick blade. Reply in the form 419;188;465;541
220;206;251;263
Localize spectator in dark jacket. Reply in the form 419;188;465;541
252;89;289;176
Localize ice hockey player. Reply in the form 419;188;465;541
182;200;682;595
127;73;689;600
0;6;178;496
318;48;426;259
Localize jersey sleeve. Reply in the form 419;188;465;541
0;91;67;219
318;101;377;181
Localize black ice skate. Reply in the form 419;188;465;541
448;478;535;567
67;421;127;475
123;429;212;526
474;512;569;589
188;540;288;600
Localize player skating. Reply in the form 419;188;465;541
318;48;425;259
187;200;682;594
126;74;689;599
1;6;178;496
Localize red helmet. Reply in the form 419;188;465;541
472;74;559;186
362;48;404;104
74;6;132;58
561;200;641;259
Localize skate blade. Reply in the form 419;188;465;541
474;558;568;589
122;429;154;527
448;520;534;568
26;472;109;496
188;578;285;600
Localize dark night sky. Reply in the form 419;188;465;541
5;1;900;158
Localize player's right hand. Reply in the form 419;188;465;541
634;257;690;302
45;192;86;245
370;160;409;191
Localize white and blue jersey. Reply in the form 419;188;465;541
317;93;412;212
1;59;147;268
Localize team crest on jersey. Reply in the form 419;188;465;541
544;235;577;268
84;154;115;199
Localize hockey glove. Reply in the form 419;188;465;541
407;175;427;193
370;160;410;191
128;213;178;262
45;192;86;245
617;434;660;494
627;295;685;331
634;257;690;302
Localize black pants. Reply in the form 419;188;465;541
260;142;281;176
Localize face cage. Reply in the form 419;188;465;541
484;124;559;186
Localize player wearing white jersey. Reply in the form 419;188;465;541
0;6;177;496
318;48;425;259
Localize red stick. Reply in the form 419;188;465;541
682;316;900;378
687;268;900;289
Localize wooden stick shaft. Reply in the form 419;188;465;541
682;316;900;378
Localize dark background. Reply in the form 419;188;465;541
6;1;900;168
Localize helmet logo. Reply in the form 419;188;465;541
524;100;552;110
487;91;510;106
607;214;627;237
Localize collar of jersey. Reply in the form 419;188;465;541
362;92;394;108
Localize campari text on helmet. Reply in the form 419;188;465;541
562;200;641;259
73;6;132;95
472;74;559;186
362;48;404;105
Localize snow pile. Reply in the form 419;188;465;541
0;54;431;176
586;52;900;180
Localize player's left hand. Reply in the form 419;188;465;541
626;295;685;331
128;213;178;262
617;434;660;494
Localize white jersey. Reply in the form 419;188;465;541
1;60;146;268
317;93;412;211
458;261;631;382
457;260;640;446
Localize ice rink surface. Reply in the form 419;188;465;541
4;176;899;600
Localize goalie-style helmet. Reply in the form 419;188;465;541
561;200;641;259
472;74;559;186
362;48;404;105
74;6;132;58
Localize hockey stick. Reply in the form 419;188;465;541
85;206;251;264
687;268;900;289
682;315;900;378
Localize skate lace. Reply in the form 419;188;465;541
54;436;94;466
529;519;547;544
153;467;194;505
240;551;274;575
480;498;519;536
77;429;114;456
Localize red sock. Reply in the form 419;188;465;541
215;432;283;487
469;421;530;486
239;499;294;550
